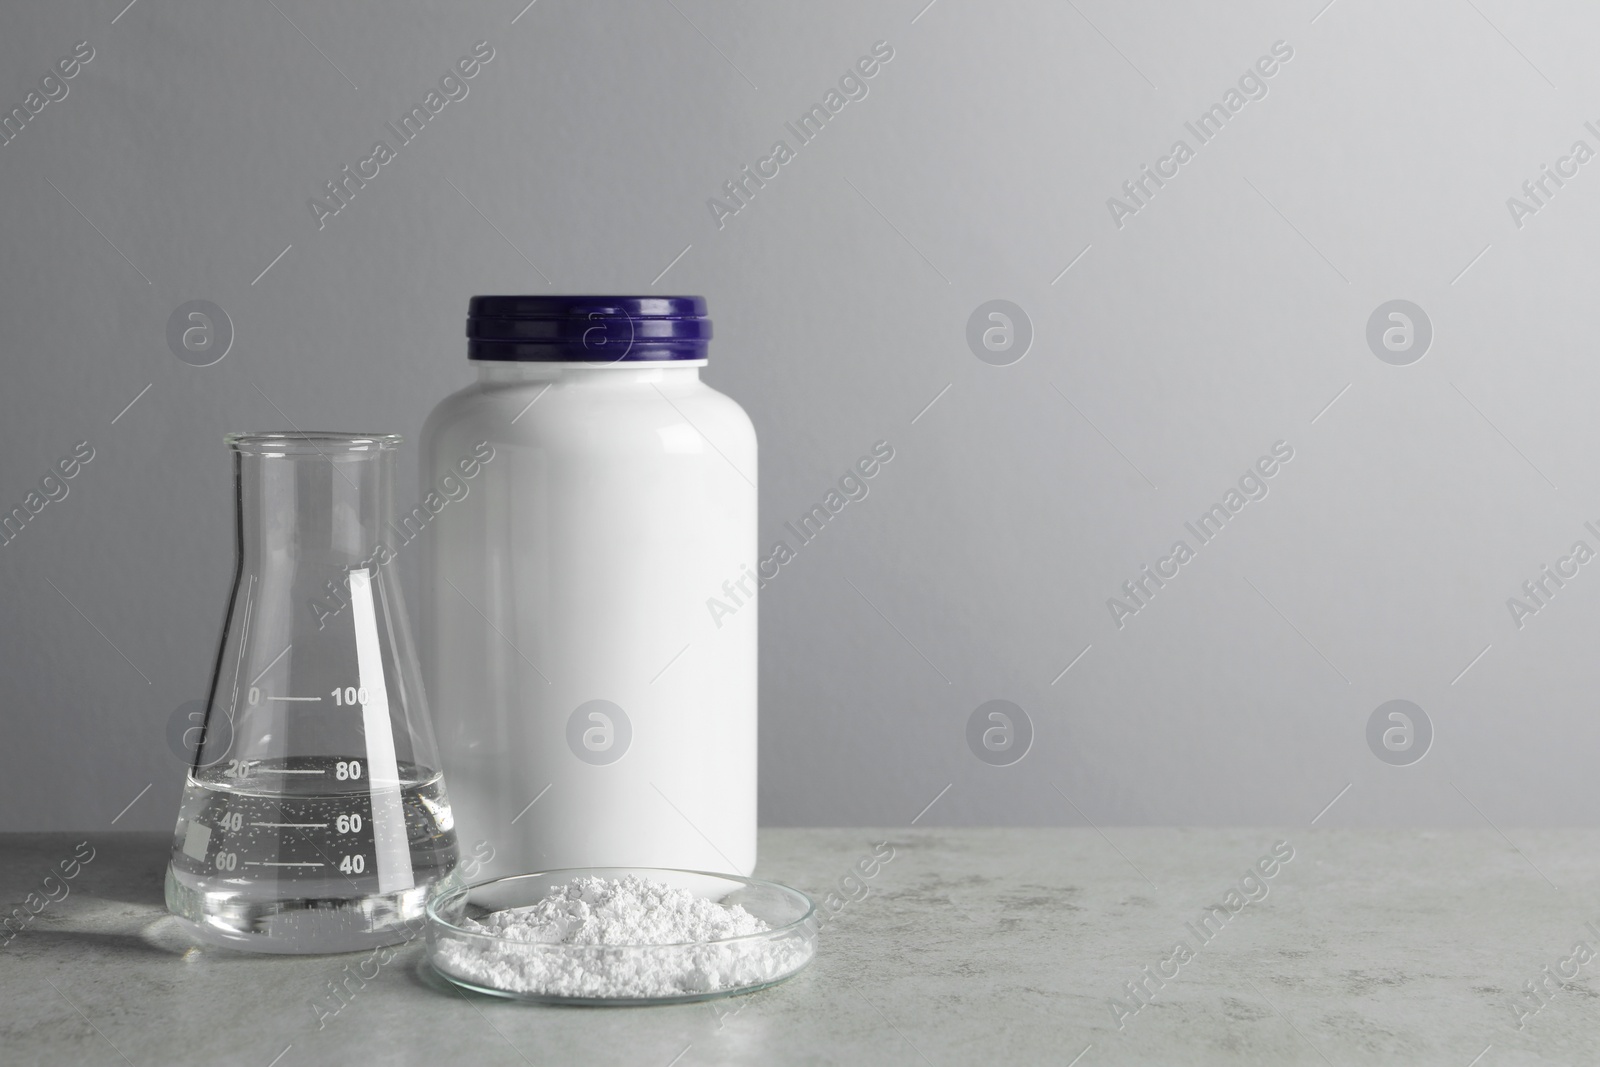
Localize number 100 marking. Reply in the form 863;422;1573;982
331;687;369;706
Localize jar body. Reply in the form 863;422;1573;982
421;362;757;877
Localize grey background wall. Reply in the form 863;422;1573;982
2;0;1594;832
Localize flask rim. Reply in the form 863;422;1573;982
226;432;403;456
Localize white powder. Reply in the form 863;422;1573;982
435;874;812;999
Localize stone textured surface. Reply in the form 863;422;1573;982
3;829;1599;1065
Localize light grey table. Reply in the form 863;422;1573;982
2;829;1596;1065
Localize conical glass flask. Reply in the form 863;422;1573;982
165;432;459;953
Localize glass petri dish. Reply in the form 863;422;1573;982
425;867;818;1005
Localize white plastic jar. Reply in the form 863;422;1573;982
420;296;756;878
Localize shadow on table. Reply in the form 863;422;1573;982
69;834;171;909
83;876;167;908
9;925;183;960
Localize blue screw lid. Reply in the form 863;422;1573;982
467;295;711;362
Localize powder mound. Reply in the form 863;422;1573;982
470;874;770;946
435;875;812;999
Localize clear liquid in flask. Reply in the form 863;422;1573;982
165;756;457;952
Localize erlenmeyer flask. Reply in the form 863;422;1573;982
165;432;459;953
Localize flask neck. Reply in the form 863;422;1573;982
234;447;393;568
